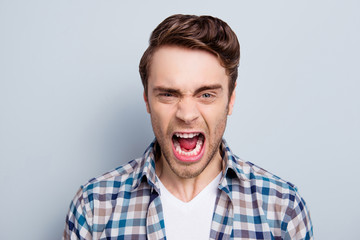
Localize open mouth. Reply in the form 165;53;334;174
172;132;205;162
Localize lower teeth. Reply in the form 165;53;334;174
174;136;203;156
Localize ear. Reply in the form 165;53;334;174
227;82;236;116
143;91;150;113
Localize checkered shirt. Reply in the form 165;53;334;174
63;139;313;239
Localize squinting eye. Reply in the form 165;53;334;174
202;93;212;98
161;93;173;97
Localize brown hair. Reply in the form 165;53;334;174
139;14;240;97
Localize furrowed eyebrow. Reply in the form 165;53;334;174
152;84;223;95
153;87;181;95
193;84;223;95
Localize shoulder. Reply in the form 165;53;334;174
63;157;148;238
228;155;308;215
233;158;313;238
222;140;297;197
80;157;145;198
245;160;298;194
227;154;298;194
67;157;147;218
237;158;303;210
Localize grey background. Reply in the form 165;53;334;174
1;0;359;239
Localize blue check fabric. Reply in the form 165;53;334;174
63;139;313;239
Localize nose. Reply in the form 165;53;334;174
175;97;200;124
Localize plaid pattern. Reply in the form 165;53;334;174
63;139;313;239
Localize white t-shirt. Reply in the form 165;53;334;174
158;173;222;240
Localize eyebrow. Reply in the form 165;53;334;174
153;84;223;96
193;84;223;95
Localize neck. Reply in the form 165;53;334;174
156;151;222;202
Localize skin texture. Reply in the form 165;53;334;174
144;46;236;201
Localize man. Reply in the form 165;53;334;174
63;14;313;240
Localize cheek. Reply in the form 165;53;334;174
150;105;173;132
202;102;229;119
202;103;229;132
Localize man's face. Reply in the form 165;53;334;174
144;46;236;179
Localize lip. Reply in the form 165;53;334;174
171;131;206;162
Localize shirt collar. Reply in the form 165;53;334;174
131;139;159;192
220;139;251;182
131;138;250;193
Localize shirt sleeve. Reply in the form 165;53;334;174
62;187;93;240
282;189;314;240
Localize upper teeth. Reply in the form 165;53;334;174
175;133;200;138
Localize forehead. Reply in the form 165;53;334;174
148;46;229;91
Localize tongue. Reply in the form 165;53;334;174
178;136;199;150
